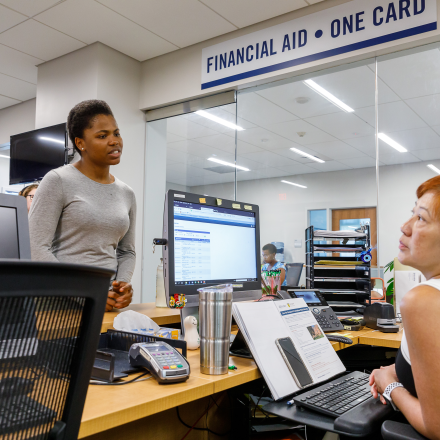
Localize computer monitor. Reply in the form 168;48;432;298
0;194;31;259
163;190;261;307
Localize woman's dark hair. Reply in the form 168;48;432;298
262;243;277;255
67;100;114;155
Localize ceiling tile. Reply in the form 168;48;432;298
167;132;186;143
307;160;352;172
309;65;399;110
194;134;263;155
256;81;341;120
276;163;318;175
0;73;36;101
237;92;298;127
265;119;337;145
199;0;307;28
357;101;427;133
411;148;440;161
0;94;20;110
338;156;378;169
274;146;328;164
239;150;300;168
378;48;440;100
0;0;64;17
379;152;420;165
380;127;440;152
34;0;177;61
344;135;377;157
0;5;27;32
96;0;236;48
237;127;297;150
405;94;440;127
0;44;40;84
257;167;293;179
185;107;256;134
167;117;219;139
306;140;367;160
0;19;85;61
305;112;375;140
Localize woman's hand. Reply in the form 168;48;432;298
111;281;133;309
106;291;119;312
369;364;398;404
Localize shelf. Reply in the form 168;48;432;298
314;278;365;282
314;265;364;270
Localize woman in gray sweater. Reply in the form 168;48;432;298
29;100;136;311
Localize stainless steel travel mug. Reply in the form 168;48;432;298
198;284;233;375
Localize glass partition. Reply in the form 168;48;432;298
235;61;378;270
377;43;440;277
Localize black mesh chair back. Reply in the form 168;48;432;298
285;263;303;287
0;261;113;440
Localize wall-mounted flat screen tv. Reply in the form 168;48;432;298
9;123;67;185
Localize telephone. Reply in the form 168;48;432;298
287;289;342;332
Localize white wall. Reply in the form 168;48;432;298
140;0;440;110
191;161;435;271
166;182;189;192
0;157;10;192
35;43;146;302
0;99;36;145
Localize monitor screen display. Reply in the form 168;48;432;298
0;206;19;259
173;200;258;285
294;291;321;305
10;123;66;184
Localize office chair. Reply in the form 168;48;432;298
0;260;113;440
285;263;303;287
382;420;427;439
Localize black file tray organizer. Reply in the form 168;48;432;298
262;397;392;438
92;329;187;383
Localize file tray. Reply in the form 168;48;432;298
262;398;392;438
92;329;187;383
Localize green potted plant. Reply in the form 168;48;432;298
384;260;394;304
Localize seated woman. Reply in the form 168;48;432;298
18;183;38;213
262;243;286;287
370;175;440;439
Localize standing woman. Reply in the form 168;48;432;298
29;100;136;311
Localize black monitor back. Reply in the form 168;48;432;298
0;194;31;260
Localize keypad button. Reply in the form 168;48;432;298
170;365;177;369
163;366;169;370
177;364;183;368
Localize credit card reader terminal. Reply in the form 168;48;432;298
287;290;342;332
129;342;190;384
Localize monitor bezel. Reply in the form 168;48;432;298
0;194;31;260
9;123;67;185
163;190;261;307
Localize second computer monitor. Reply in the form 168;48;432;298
163;190;261;306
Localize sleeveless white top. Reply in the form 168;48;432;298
401;278;440;365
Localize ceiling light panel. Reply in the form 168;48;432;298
427;164;440;174
196;110;245;131
207;157;249;171
281;180;307;188
290;147;325;163
303;79;354;113
378;133;407;153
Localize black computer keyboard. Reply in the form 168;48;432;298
293;371;373;418
0;395;56;434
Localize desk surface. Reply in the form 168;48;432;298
79;326;402;438
101;302;181;332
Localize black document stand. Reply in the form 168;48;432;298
263;397;393;438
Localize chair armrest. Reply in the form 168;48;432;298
381;421;427;440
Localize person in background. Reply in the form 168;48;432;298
29;100;136;312
262;243;286;287
369;175;440;438
19;184;39;213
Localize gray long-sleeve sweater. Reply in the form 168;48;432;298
29;165;136;283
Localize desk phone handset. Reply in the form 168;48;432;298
287;290;342;332
129;342;190;384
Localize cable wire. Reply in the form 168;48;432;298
90;371;152;385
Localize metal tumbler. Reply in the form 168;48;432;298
198;284;233;375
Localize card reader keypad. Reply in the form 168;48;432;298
152;351;184;369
